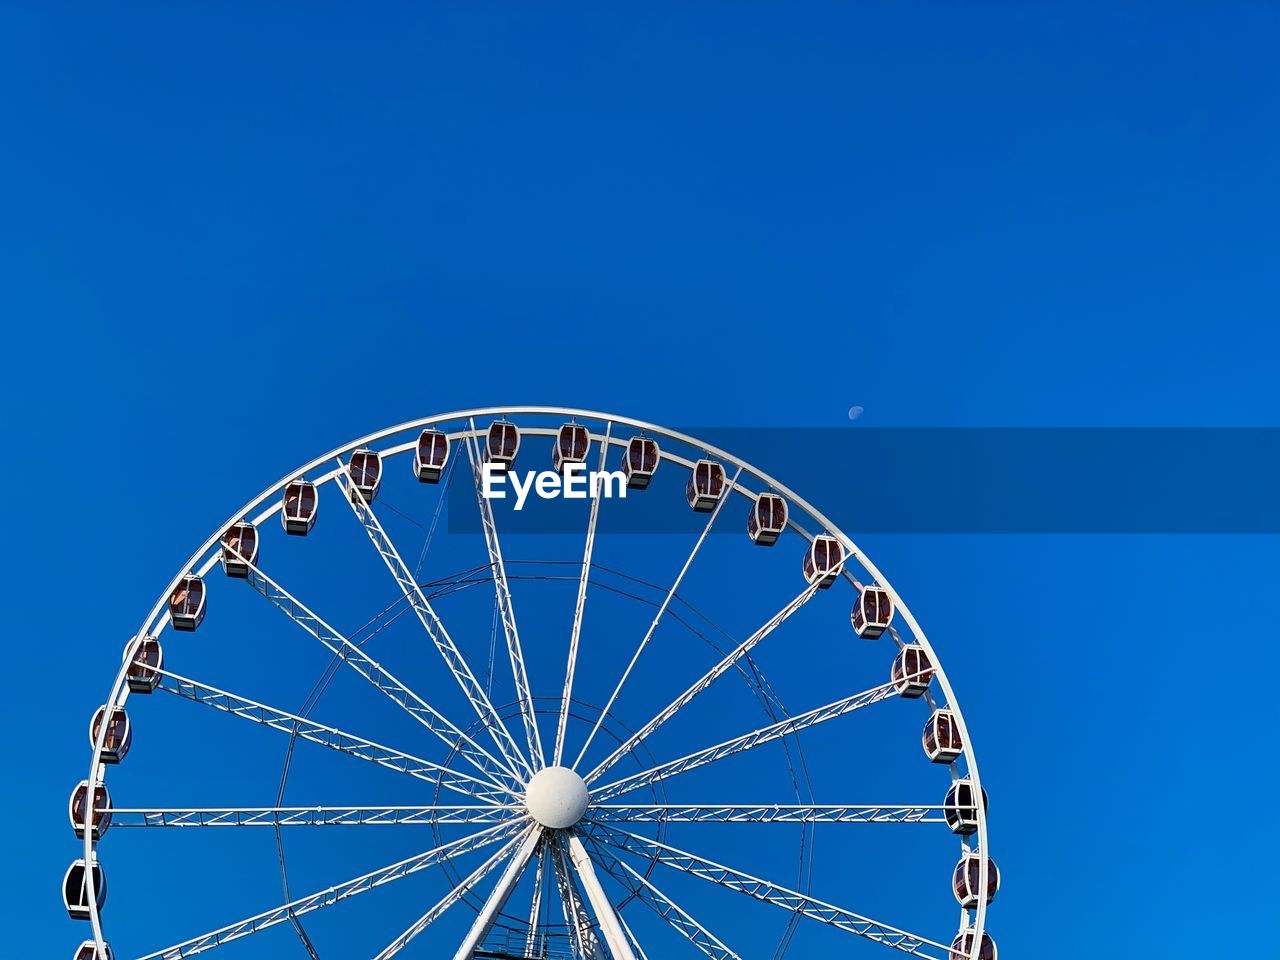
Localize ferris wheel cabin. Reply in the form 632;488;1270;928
553;422;591;473
414;428;450;482
282;479;318;535
950;930;997;960
219;521;258;577
748;493;788;545
851;584;893;639
953;851;1000;908
62;858;105;920
944;778;987;836
891;644;934;698
485;420;520;470
74;940;114;960
623;436;659;489
687;459;726;511
168;574;205;631
69;780;111;840
347;449;382;503
90;706;131;764
125;635;163;693
923;709;964;764
803;535;844;588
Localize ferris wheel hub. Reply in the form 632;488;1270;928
524;765;590;828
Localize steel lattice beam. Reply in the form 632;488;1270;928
137;821;523;960
592;680;902;802
463;426;545;769
155;671;513;804
583;834;739;960
590;826;952;960
236;550;524;793
589;804;943;824
337;460;533;780
585;577;826;784
110;805;517;828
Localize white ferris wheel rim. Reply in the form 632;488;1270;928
81;406;990;959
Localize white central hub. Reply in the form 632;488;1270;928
524;766;590;829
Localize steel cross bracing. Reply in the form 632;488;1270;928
550;837;608;960
136;821;523;960
592;679;904;801
336;459;534;780
555;421;612;766
110;805;517;828
582;834;740;960
154;670;515;804
572;465;743;772
585;576;827;785
373;831;528;960
591;826;953;960
463;425;545;769
589;805;944;824
232;548;525;793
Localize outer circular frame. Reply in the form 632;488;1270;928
83;406;989;957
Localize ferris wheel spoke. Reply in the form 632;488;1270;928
110;804;518;828
550;837;608;960
554;420;612;767
136;821;523;960
572;465;743;772
336;459;533;781
154;670;516;804
589;805;944;825
450;824;544;959
589;826;952;960
584;577;825;785
371;830;527;960
591;679;902;801
231;547;525;792
463;424;544;769
581;833;739;960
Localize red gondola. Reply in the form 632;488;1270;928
953;851;1000;908
486;420;520;470
944;778;988;836
63;858;105;920
950;930;997;960
803;535;843;588
168;574;205;631
125;636;163;694
623;436;659;489
923;708;964;763
748;494;787;546
69;779;112;840
891;644;933;698
73;940;115;960
553;422;591;473
414;428;450;483
347;449;383;503
220;521;258;577
90;706;131;764
851;585;893;639
282;479;318;535
686;459;726;512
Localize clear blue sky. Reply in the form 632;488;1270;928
3;4;1278;958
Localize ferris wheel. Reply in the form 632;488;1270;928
68;407;996;960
